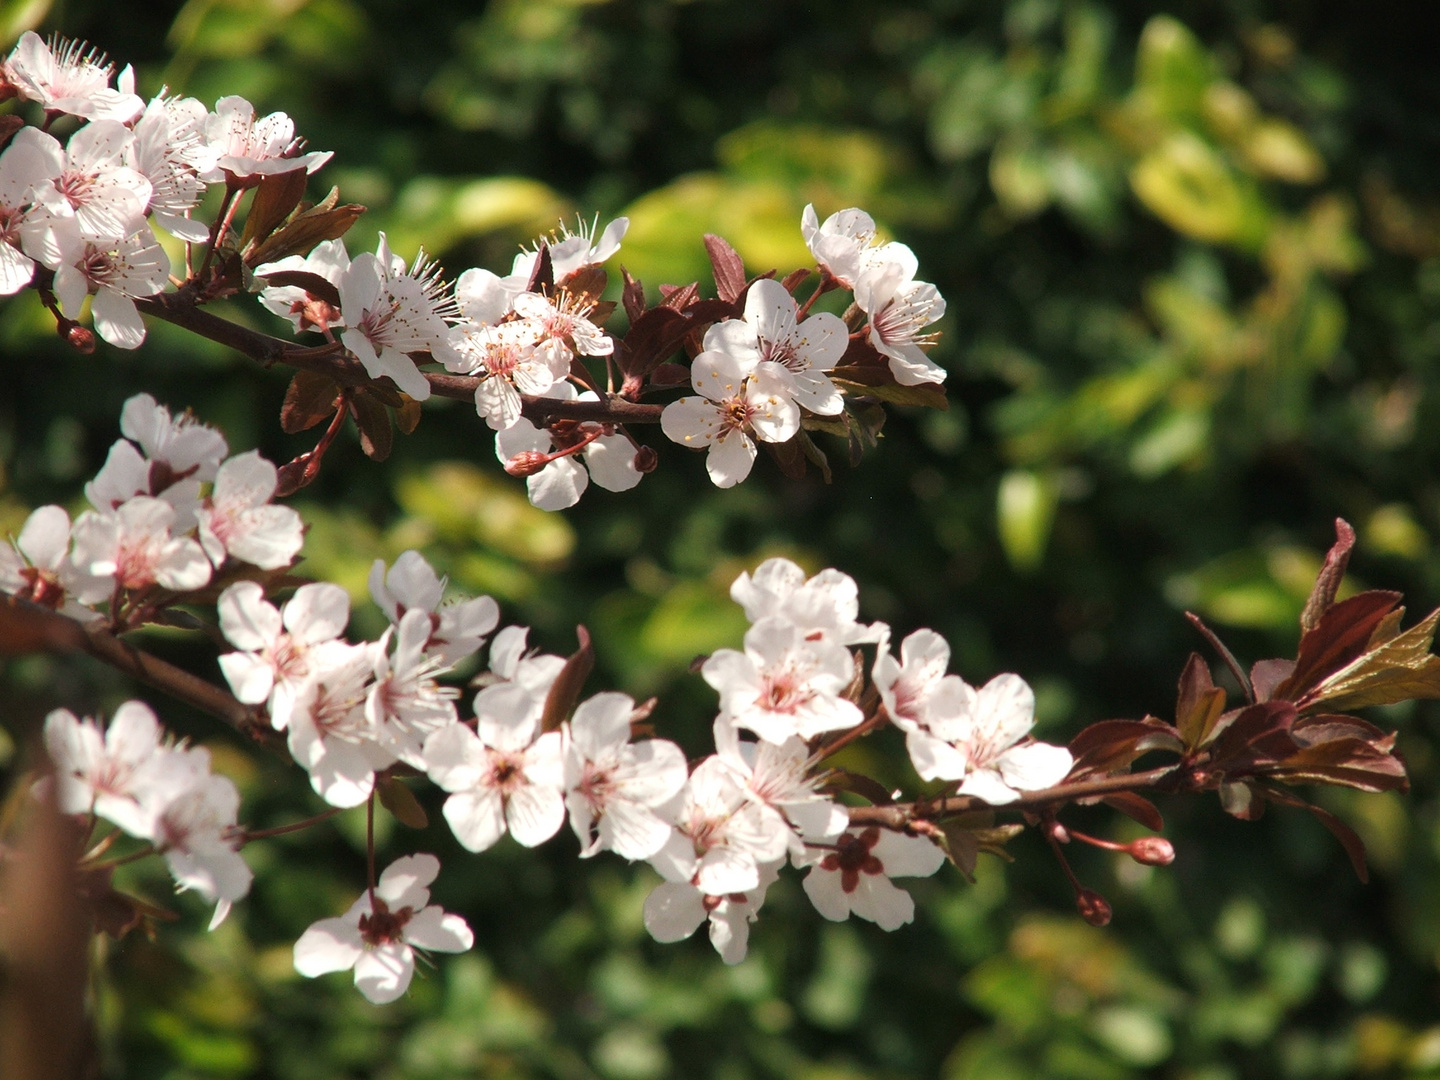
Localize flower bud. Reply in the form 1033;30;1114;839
1127;837;1175;866
504;450;550;477
1076;888;1112;927
61;321;95;353
633;446;659;474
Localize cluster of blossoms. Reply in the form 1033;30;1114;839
0;392;302;620
0;32;330;347
43;700;251;929
661;208;946;488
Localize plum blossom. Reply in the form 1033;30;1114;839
49;226;170;349
293;853;472;1004
496;384;642;511
3;32;143;122
854;259;946;386
216;580;352;728
702;617;863;744
152;769;253;929
197;451;304;570
713;720;848;853
563;691;688;860
42;701;198;839
643;858;781;965
201;95;331;182
69;496;210;601
23;121;151;249
256;238;350;333
369;550;499;667
127;92;212;243
286;641;392;808
508;289;613;369
729;557;884;646
448;319;567;431
422;685;565;853
711;278;847;415
647;755;791;897
0;505;98;618
512;215;629;285
482;625;567;700
799;826;945;931
339;235;460;401
660;351;799;488
800;204;914;290
0;128;65;294
913;673;1074;804
366;609;460;767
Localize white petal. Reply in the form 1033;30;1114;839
643;882;707;943
293;917;364;976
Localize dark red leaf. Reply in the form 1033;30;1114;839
1067;718;1184;777
1176;652;1227;749
780;267;811;293
1261;785;1370;882
1101;792;1165;831
1208;700;1298;770
349;392;393;461
704;234;747;303
258;270;342;313
243;189;364;267
1300;519;1357;634
1250;658;1296;703
241;168;310;250
765;437;807;481
526;244;554;294
564;265;607;305
822;769;894;805
621;267;646;323
1273;591;1403;702
541;626;595;733
659;282;700;310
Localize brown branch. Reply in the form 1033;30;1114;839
845;765;1186;829
135;291;667;424
1;595;269;742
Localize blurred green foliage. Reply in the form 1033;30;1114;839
5;0;1440;1076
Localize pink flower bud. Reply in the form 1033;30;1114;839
504;450;551;477
1076;888;1112;927
1128;837;1175;866
633;446;659;474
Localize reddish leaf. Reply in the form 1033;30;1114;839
395;396;422;435
241;168;309;250
765;437;808;481
243;189;364;267
1067;718;1183;777
822;769;893;806
349;392;393;461
780;267;811;293
256;269;342;310
1208;700;1298;770
1300;518;1356;633
1176;652;1227;749
376;775;428;828
797;429;832;484
1270;739;1409;793
526;244;554;293
1261;785;1369;882
1101;792;1165;831
659;282;700;310
1301;606;1440;712
621;267;646;323
1272;590;1402;703
541;626;595;733
564;265;607;305
1292;713;1393;748
0;114;26;152
1250;658;1295;703
704;234;748;303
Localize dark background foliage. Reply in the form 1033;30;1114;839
4;0;1440;1076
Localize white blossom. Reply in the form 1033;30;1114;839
854;258;946;386
366;609;460;767
643;858;781;965
197;450;304;570
563;691;688;860
3;32;143;122
293;853;472;1004
368;551;499;667
50;225;170;350
800;204;915;290
713;719;848;853
201;95;332;182
799;826;944;931
495;384;642;511
127;92;211;242
660;351;799;488
286;641;392;808
729;557;884;646
153;770;253;929
422;687;565;853
0;504;98;618
711;278;847;415
702;616;863;744
69;496;210;601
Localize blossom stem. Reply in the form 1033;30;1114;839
813;708;890;761
234;807;344;844
365;793;376;899
82;843;155;873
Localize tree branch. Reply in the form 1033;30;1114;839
845;765;1186;829
1;595;270;743
134;291;666;424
